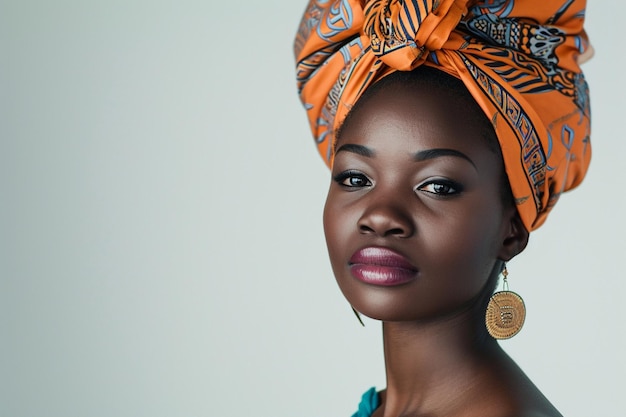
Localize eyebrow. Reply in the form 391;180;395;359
335;144;477;170
335;143;374;158
414;148;477;170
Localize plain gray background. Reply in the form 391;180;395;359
2;1;623;416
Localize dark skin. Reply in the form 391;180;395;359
323;71;561;417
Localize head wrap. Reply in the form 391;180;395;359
294;0;592;231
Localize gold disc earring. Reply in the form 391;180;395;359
485;265;525;339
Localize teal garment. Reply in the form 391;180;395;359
351;387;380;417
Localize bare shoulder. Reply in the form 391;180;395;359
465;389;562;417
467;388;562;417
480;351;563;417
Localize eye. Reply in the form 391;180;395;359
417;179;463;196
333;170;372;188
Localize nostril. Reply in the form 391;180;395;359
359;224;376;234
385;228;406;237
357;207;415;238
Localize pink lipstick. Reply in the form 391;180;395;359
349;247;418;286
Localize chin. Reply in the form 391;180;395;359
343;287;428;323
346;285;485;324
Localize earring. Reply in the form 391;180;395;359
485;265;525;339
352;306;365;327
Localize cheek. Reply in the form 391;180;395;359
322;193;346;264
322;192;333;242
322;192;361;289
428;201;503;278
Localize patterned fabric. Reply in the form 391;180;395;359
351;387;380;417
294;0;592;230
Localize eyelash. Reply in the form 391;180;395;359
417;179;463;196
333;170;372;188
333;171;464;196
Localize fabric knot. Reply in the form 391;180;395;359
364;0;470;70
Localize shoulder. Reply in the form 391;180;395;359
488;353;563;417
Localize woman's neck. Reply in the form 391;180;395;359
377;304;506;416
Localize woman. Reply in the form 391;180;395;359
294;1;592;416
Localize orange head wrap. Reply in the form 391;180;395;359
294;0;592;231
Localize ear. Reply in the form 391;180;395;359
498;210;529;262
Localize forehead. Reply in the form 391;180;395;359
336;73;497;159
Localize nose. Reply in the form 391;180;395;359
357;200;415;238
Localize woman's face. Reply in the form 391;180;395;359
323;77;523;322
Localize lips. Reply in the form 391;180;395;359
349;247;418;286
